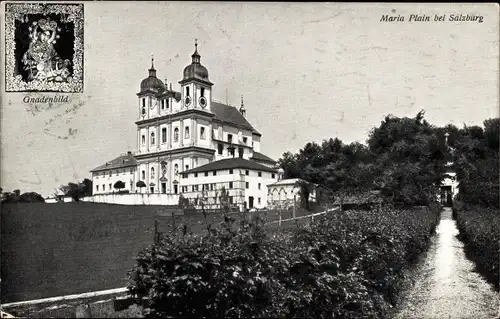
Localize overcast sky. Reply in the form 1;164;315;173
1;2;498;196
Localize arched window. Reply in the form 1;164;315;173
151;167;155;179
141;135;145;145
174;128;179;142
185;127;190;139
150;132;155;145
174;164;179;175
200;127;206;139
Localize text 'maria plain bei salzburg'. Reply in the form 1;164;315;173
380;14;484;23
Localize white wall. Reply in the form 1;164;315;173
252;135;261;152
81;193;179;205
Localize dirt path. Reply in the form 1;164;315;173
394;208;499;319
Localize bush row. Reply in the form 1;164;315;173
454;203;499;291
127;203;441;318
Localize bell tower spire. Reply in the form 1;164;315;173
191;39;201;64
149;54;156;77
239;95;246;117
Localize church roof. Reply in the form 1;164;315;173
250;151;276;164
90;152;137;172
211;102;261;136
184;158;277;174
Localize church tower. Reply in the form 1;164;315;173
137;57;165;121
178;40;213;112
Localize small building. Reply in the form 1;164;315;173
439;134;459;207
90;152;137;194
267;178;321;210
180;157;278;210
439;161;459;207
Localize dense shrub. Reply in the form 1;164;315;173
454;204;499;291
128;204;441;318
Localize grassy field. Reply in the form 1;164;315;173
1;202;320;303
1;202;201;303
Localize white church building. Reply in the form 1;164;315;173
88;42;280;209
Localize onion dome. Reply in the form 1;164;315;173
140;57;165;93
181;40;212;85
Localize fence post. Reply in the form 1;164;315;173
293;195;296;220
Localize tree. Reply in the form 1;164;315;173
19;192;45;203
66;182;82;201
58;178;93;201
114;180;125;192
367;111;447;205
295;180;313;210
453;118;499;207
278;136;377;209
136;180;146;192
81;178;93;196
277;152;301;179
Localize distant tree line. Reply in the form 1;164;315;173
1;188;45;203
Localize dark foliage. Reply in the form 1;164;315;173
136;181;147;191
454;204;499;291
113;180;126;191
58;178;93;201
19;192;45;203
277;111;448;207
128;203;441;318
452;118;499;291
1;189;45;203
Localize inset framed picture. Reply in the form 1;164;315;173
5;3;84;92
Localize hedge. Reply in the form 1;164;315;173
127;203;441;318
454;203;499;291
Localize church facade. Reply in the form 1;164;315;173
90;42;279;209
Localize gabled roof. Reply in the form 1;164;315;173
211;102;261;135
90;153;137;172
268;178;306;187
250;151;276;163
184;158;277;174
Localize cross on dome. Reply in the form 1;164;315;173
192;39;201;64
150;54;155;70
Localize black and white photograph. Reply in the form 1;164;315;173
4;3;84;92
0;2;499;318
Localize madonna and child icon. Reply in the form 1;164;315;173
5;3;83;92
22;18;73;83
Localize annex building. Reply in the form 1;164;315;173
89;42;279;209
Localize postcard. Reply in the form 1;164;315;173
1;2;498;318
